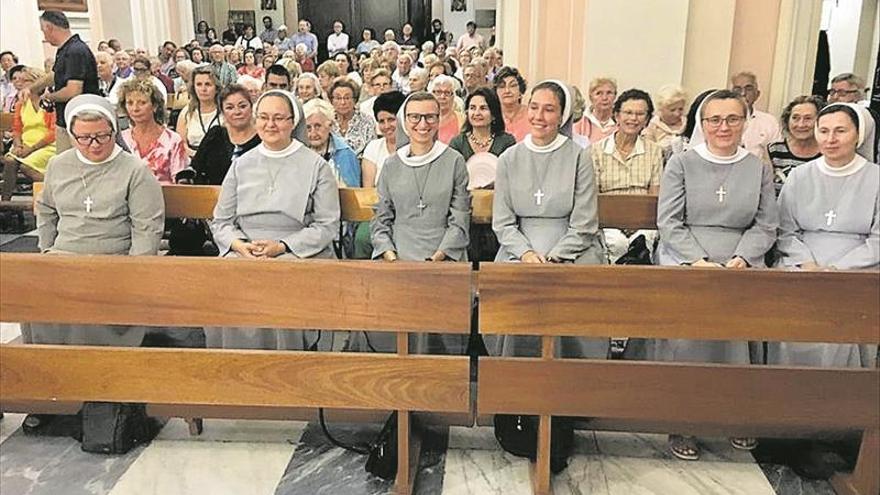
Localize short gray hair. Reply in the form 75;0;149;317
831;72;865;89
303;97;335;122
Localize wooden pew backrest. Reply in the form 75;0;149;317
0;112;13;132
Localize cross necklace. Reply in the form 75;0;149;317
821;174;855;227
714;165;737;204
78;163;112;215
410;163;434;214
530;158;554;206
266;162;283;194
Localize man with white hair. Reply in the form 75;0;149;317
114;50;133;79
392;53;413;94
730;71;781;160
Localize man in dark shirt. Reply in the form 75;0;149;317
38;10;99;152
221;20;238;45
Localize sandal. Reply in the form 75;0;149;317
730;437;758;451
669;434;700;461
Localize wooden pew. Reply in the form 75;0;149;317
32;184;658;228
0;112;13;133
476;264;880;495
339;187;658;228
0;254;473;494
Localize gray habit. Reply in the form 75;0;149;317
367;145;471;354
649;149;778;364
29;148;165;345
207;142;342;350
491;138;608;358
770;158;879;367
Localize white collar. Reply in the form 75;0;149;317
258;140;302;158
817;155;868;177
524;134;568;153
397;141;447;167
602;132;645;157
693;142;750;164
586;110;615;130
75;145;123;165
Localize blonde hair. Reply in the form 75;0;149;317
588;77;617;94
571;85;586;121
654;84;686;109
303;97;335;122
316;60;341;78
118;78;166;124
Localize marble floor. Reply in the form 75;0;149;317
0;317;843;495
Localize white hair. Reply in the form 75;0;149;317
236;74;262;90
382;40;400;52
303;97;335;122
421;41;435;52
428;74;461;93
654;84;687;109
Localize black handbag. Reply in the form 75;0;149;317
493;414;574;474
364;411;399;480
614;234;653;265
80;402;158;454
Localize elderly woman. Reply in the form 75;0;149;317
575;77;618;142
176;66;223;156
772;102;878;366
492;80;606;358
1;67;55;200
119;79;188;183
493;66;529;142
592;89;664;261
208;90;340;350
408;67;429;93
24;94;163;435
236;74;263;103
293;44;314;73
329;77;374;155
302;97;360;187
295;72;321;103
316;60;341;99
650;89;778;460
370;91;470;353
357;28;380;55
643;84;687;151
430;75;464;144
767;95;823;195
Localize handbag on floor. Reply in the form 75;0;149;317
493;414;574;474
80;402;158;454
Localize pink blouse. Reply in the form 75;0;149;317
437;113;463;144
122;127;189;184
503;107;531;142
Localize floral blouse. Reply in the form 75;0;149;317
121;127;189;184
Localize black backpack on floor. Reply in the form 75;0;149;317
81;402;158;454
493;414;574;474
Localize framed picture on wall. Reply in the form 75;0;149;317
261;0;277;10
451;0;467;12
228;10;256;31
37;0;88;12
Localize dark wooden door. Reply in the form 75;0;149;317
298;0;426;63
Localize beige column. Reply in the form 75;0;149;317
767;0;823;116
728;0;782;112
681;0;736;97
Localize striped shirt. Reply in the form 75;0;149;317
767;139;820;196
591;133;663;195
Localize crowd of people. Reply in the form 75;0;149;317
1;9;878;466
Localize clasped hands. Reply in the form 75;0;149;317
520;250;564;264
691;257;747;269
231;239;290;259
381;250;447;262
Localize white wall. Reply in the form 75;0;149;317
583;0;691;96
0;0;45;67
823;0;863;76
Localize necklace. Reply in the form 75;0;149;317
529;157;554;206
467;131;494;150
78;163;113;214
266;162;283;194
410;162;434;214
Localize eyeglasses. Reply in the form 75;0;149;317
827;89;862;97
72;132;114;146
702;115;745;128
496;81;520;90
133;66;150;73
405;113;440;124
731;85;757;94
256;114;293;124
619;110;647;119
432;89;453;97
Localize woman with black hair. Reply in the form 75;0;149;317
449;87;515;161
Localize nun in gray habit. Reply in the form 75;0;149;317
206;90;343;350
363;91;471;354
490;79;608;358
